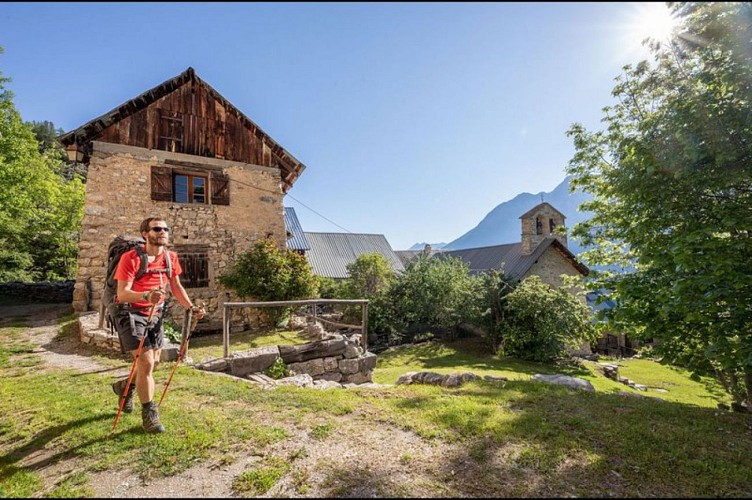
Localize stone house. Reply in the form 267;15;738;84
58;67;307;330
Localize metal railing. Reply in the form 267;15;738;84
222;299;369;358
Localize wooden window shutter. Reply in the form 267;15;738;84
211;171;230;205
151;166;173;201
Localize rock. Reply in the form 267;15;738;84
731;402;751;413
288;358;325;377
483;375;508;383
275;373;314;388
343;343;361;359
532;374;595;392
633;384;648;391
195;358;228;372
160;343;180;362
442;373;481;387
396;371;481;388
279;339;346;363
312;380;343;389
617;390;665;402
341;371;372;385
229;345;280;377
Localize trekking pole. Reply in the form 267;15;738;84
158;302;202;407
111;298;159;433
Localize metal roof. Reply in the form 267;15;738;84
439;237;588;281
303;232;405;279
284;207;310;251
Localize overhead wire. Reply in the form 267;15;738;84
228;176;355;234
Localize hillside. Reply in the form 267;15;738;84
443;176;592;253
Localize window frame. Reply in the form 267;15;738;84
157;111;184;153
173;172;208;205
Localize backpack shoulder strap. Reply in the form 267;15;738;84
164;248;173;280
134;245;149;281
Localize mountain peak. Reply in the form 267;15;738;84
443;176;591;252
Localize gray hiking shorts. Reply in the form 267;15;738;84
114;311;165;354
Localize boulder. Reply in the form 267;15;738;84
532;374;595;392
229;345;280;377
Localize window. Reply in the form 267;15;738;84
549;218;555;233
158;111;183;153
151;166;230;206
176;246;209;288
174;173;207;204
535;216;543;235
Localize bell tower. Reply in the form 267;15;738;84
520;202;567;255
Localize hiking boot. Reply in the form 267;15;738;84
142;402;166;434
112;378;135;413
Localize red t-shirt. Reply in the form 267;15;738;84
114;247;182;310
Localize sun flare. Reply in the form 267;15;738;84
628;2;678;44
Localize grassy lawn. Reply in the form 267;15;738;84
1;318;750;497
187;328;310;362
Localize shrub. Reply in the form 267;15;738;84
343;253;395;299
383;254;482;343
501;276;597;362
478;269;516;354
218;239;319;326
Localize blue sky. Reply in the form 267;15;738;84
2;2;665;250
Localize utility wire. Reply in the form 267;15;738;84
228;177;355;234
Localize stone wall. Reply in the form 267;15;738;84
520;205;567;255
0;281;74;303
196;332;377;385
73;141;286;331
525;246;582;289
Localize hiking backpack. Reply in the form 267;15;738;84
101;235;173;332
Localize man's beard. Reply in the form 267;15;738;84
147;234;167;247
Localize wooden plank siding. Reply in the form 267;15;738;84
98;78;275;169
59;67;306;192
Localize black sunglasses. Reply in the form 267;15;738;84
149;226;170;233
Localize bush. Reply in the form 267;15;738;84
501;276;597;362
218;239;319;326
478;269;516;354
163;320;181;344
382;254;482;343
263;358;288;379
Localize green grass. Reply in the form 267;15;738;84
1;316;751;497
232;456;291;496
188;328;310;362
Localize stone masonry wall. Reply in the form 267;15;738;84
73;141;286;331
525;246;582;290
520;205;567;255
0;281;74;303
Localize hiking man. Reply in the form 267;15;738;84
111;216;205;433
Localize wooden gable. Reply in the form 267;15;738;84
58;67;305;192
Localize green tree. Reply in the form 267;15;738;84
479;269;516;354
501;276;597;363
566;3;752;409
218;239;319;327
387;254;482;342
0;48;85;281
343;253;395;299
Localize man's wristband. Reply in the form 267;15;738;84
142;291;150;301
